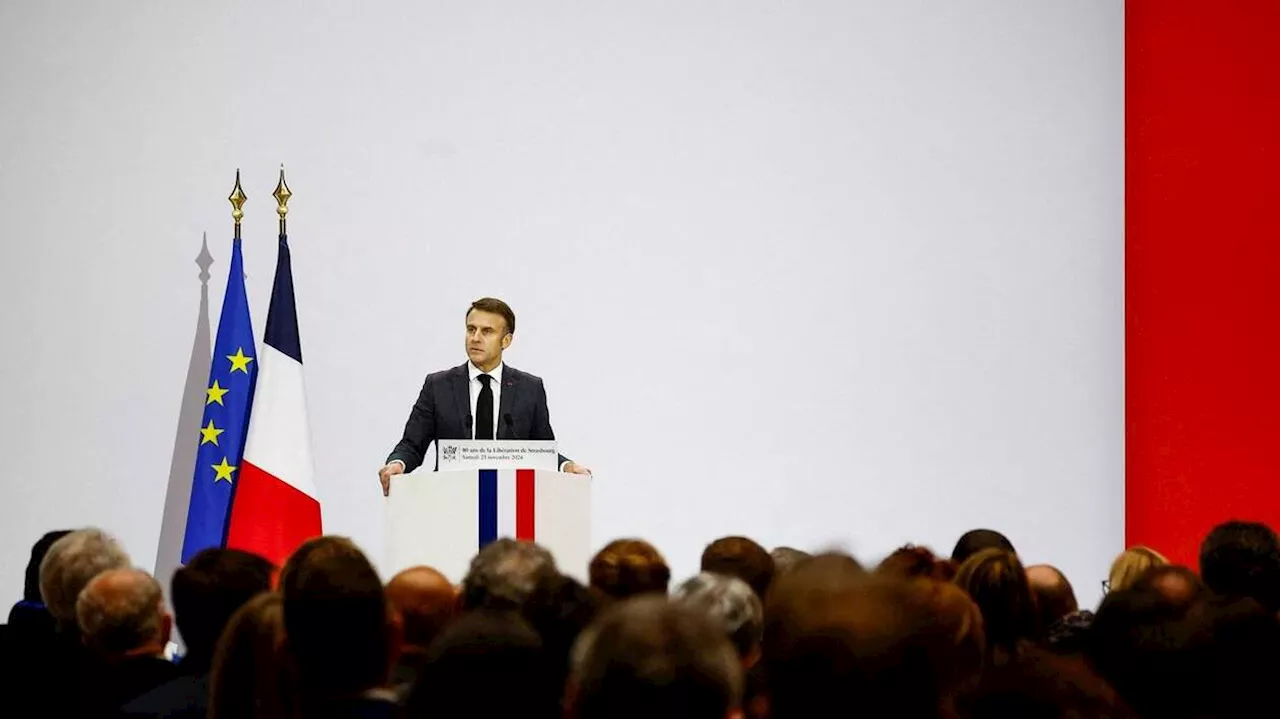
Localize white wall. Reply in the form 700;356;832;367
0;1;1123;606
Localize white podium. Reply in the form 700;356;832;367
385;441;592;583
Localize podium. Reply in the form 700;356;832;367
384;440;592;583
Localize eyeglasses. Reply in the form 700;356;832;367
1101;579;1112;594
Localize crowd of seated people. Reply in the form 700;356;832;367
2;519;1279;718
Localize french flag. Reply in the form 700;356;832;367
478;469;538;546
225;233;322;565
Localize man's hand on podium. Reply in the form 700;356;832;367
379;461;405;496
564;461;592;476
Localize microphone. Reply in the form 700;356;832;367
465;414;474;440
502;413;515;440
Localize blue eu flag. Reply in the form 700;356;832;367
181;238;257;562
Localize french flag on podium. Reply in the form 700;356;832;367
477;469;538;546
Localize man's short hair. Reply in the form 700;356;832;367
171;548;275;668
76;568;166;656
39;528;131;628
589;539;671;600
461;538;558;611
386;565;458;650
763;569;947;718
1199;520;1280;611
951;528;1016;564
279;536;390;699
674;572;764;659
571;595;742;719
408;609;556;719
468;297;516;335
700;536;775;599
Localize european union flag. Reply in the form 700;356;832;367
181;238;257;562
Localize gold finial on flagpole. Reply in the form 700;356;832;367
273;165;292;236
228;170;247;240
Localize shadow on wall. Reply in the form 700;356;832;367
151;233;215;649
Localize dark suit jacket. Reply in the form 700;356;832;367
387;362;568;472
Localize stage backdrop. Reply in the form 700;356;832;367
0;1;1122;603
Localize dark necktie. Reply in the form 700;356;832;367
475;374;494;440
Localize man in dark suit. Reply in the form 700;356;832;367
379;297;590;495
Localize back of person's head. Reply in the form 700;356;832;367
209;592;298;719
461;537;558;611
278;536;391;700
1085;584;1208;719
589;538;671;600
520;572;604;693
966;645;1134;719
386;565;458;651
674;572;764;662
75;567;170;658
407;609;556;719
769;547;811;577
1025;564;1077;631
1108;546;1168;593
1196;594;1280;718
954;549;1038;657
570;595;742;719
170;548;274;670
1199;520;1280;611
951;529;1015;564
24;530;72;603
764;567;949;719
700;536;775;599
1128;564;1205;609
39;528;131;630
878;545;957;582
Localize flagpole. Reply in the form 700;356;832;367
229;169;247;240
273;165;291;237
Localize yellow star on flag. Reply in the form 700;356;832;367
211;457;237;483
227;347;255;374
199;419;224;446
206;380;229;406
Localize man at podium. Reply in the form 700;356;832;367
378;297;591;496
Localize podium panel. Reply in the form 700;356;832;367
386;469;591;583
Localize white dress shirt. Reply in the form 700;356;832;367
468;361;503;439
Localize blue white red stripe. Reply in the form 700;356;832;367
478;468;537;548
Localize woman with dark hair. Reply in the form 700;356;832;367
208;593;299;719
954;548;1039;663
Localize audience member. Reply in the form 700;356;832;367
1025;564;1077;633
1199;520;1280;611
951;529;1016;565
122;548;275;719
769;547;811;577
1128;564;1205;609
764;563;949;718
589;538;671;600
407;608;557;719
954;549;1038;662
0;529;72;697
674;572;764;664
208;592;297;719
569;595;742;719
700;536;775;599
878;544;956;581
519;572;604;708
385;565;458;696
279;536;400;719
76;568;179;714
460;537;558;611
17;528;132;714
1085;584;1208;719
1106;546;1167;593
